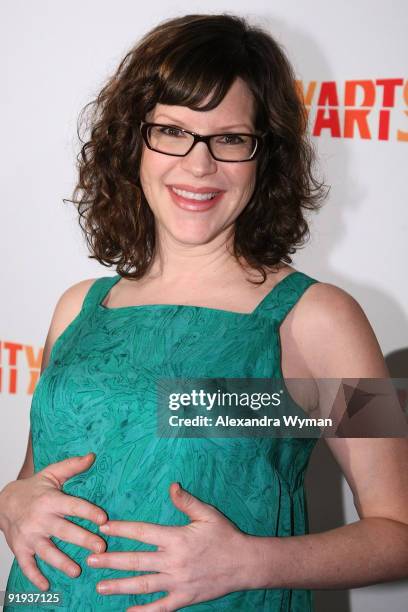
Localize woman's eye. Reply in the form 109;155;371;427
160;126;184;137
218;134;245;145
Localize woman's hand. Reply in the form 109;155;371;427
87;483;253;612
0;452;108;591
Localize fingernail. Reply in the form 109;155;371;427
93;541;104;552
99;523;110;532
87;556;98;566
97;583;110;593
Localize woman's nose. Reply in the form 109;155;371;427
180;141;218;176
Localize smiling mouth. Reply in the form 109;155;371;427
170;186;222;201
167;185;225;211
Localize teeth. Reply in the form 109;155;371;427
171;187;220;201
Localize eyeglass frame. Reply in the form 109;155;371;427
139;120;266;162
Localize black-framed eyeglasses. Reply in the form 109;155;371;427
139;121;265;162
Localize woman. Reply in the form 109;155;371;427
1;12;408;612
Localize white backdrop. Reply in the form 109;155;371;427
1;1;407;611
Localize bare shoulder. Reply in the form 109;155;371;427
296;280;363;317
49;278;98;338
41;278;97;374
291;281;389;378
54;278;97;317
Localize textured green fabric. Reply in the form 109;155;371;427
5;270;320;611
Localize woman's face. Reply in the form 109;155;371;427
139;77;258;247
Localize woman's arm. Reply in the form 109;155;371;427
0;277;108;590
16;432;34;480
15;278;97;481
245;282;408;590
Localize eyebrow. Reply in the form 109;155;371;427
153;114;253;132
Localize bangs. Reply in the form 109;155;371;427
152;29;248;111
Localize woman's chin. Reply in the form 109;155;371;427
173;232;217;246
166;222;219;245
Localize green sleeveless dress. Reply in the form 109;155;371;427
5;269;320;611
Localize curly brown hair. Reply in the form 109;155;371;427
66;12;329;284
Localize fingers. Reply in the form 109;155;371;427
99;521;176;546
60;493;107;526
40;454;108;526
87;550;166;572
42;453;96;486
52;517;107;553
17;552;50;591
96;573;169;596
34;537;81;578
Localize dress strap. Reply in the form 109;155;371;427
254;270;319;325
81;275;121;314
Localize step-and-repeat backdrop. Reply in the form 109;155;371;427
1;1;407;611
